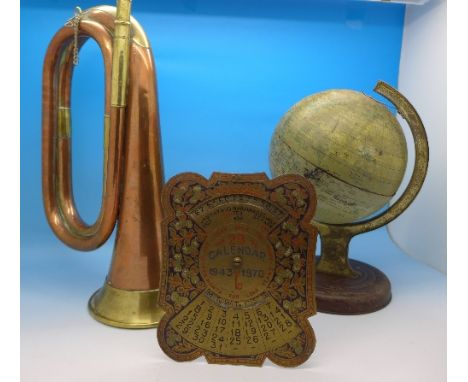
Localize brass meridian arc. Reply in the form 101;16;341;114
314;81;429;236
315;81;429;278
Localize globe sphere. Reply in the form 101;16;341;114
269;89;408;225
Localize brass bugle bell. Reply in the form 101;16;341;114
42;1;165;328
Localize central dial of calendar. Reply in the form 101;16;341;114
199;225;275;302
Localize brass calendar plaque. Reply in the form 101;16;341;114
157;173;318;367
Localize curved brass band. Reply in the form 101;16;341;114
315;81;429;277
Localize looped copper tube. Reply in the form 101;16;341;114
42;6;164;292
42;17;123;251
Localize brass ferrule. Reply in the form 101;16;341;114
57;107;71;139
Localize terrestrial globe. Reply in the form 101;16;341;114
270;89;408;225
269;82;428;315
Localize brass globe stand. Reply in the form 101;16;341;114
313;81;429;314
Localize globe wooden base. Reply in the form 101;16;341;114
315;258;391;314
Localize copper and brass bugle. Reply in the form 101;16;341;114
42;2;165;328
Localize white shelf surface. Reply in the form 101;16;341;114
21;228;446;382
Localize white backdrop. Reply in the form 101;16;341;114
388;0;447;273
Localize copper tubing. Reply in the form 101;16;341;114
42;7;164;291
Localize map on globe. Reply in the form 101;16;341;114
270;90;407;225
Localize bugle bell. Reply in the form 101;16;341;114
42;1;165;328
